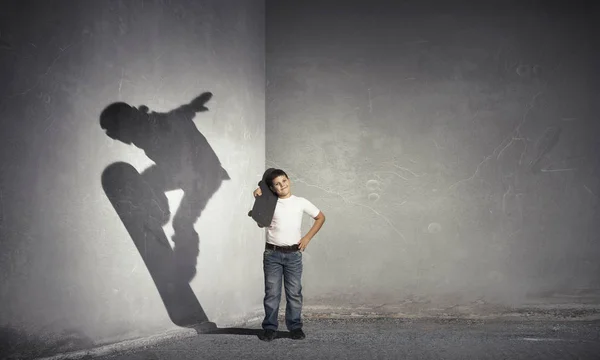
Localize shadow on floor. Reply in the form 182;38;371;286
202;327;293;339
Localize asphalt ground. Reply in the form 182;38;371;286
85;317;600;360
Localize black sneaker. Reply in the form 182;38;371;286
290;328;305;340
260;329;277;342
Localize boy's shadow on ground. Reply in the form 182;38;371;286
204;327;295;340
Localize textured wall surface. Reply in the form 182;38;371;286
266;0;600;311
0;0;265;356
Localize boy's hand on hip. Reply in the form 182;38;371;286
298;236;311;251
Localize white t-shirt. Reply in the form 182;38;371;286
266;195;321;247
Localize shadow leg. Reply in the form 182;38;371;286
171;177;223;283
101;162;210;328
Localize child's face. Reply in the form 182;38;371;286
270;175;291;198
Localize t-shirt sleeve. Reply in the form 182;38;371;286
303;198;321;218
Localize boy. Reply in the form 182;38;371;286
252;169;325;341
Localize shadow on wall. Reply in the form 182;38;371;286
0;93;293;360
100;92;230;330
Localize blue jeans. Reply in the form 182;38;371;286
262;248;303;331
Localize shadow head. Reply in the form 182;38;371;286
100;102;143;144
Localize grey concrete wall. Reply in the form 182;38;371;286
0;0;265;357
266;0;600;312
